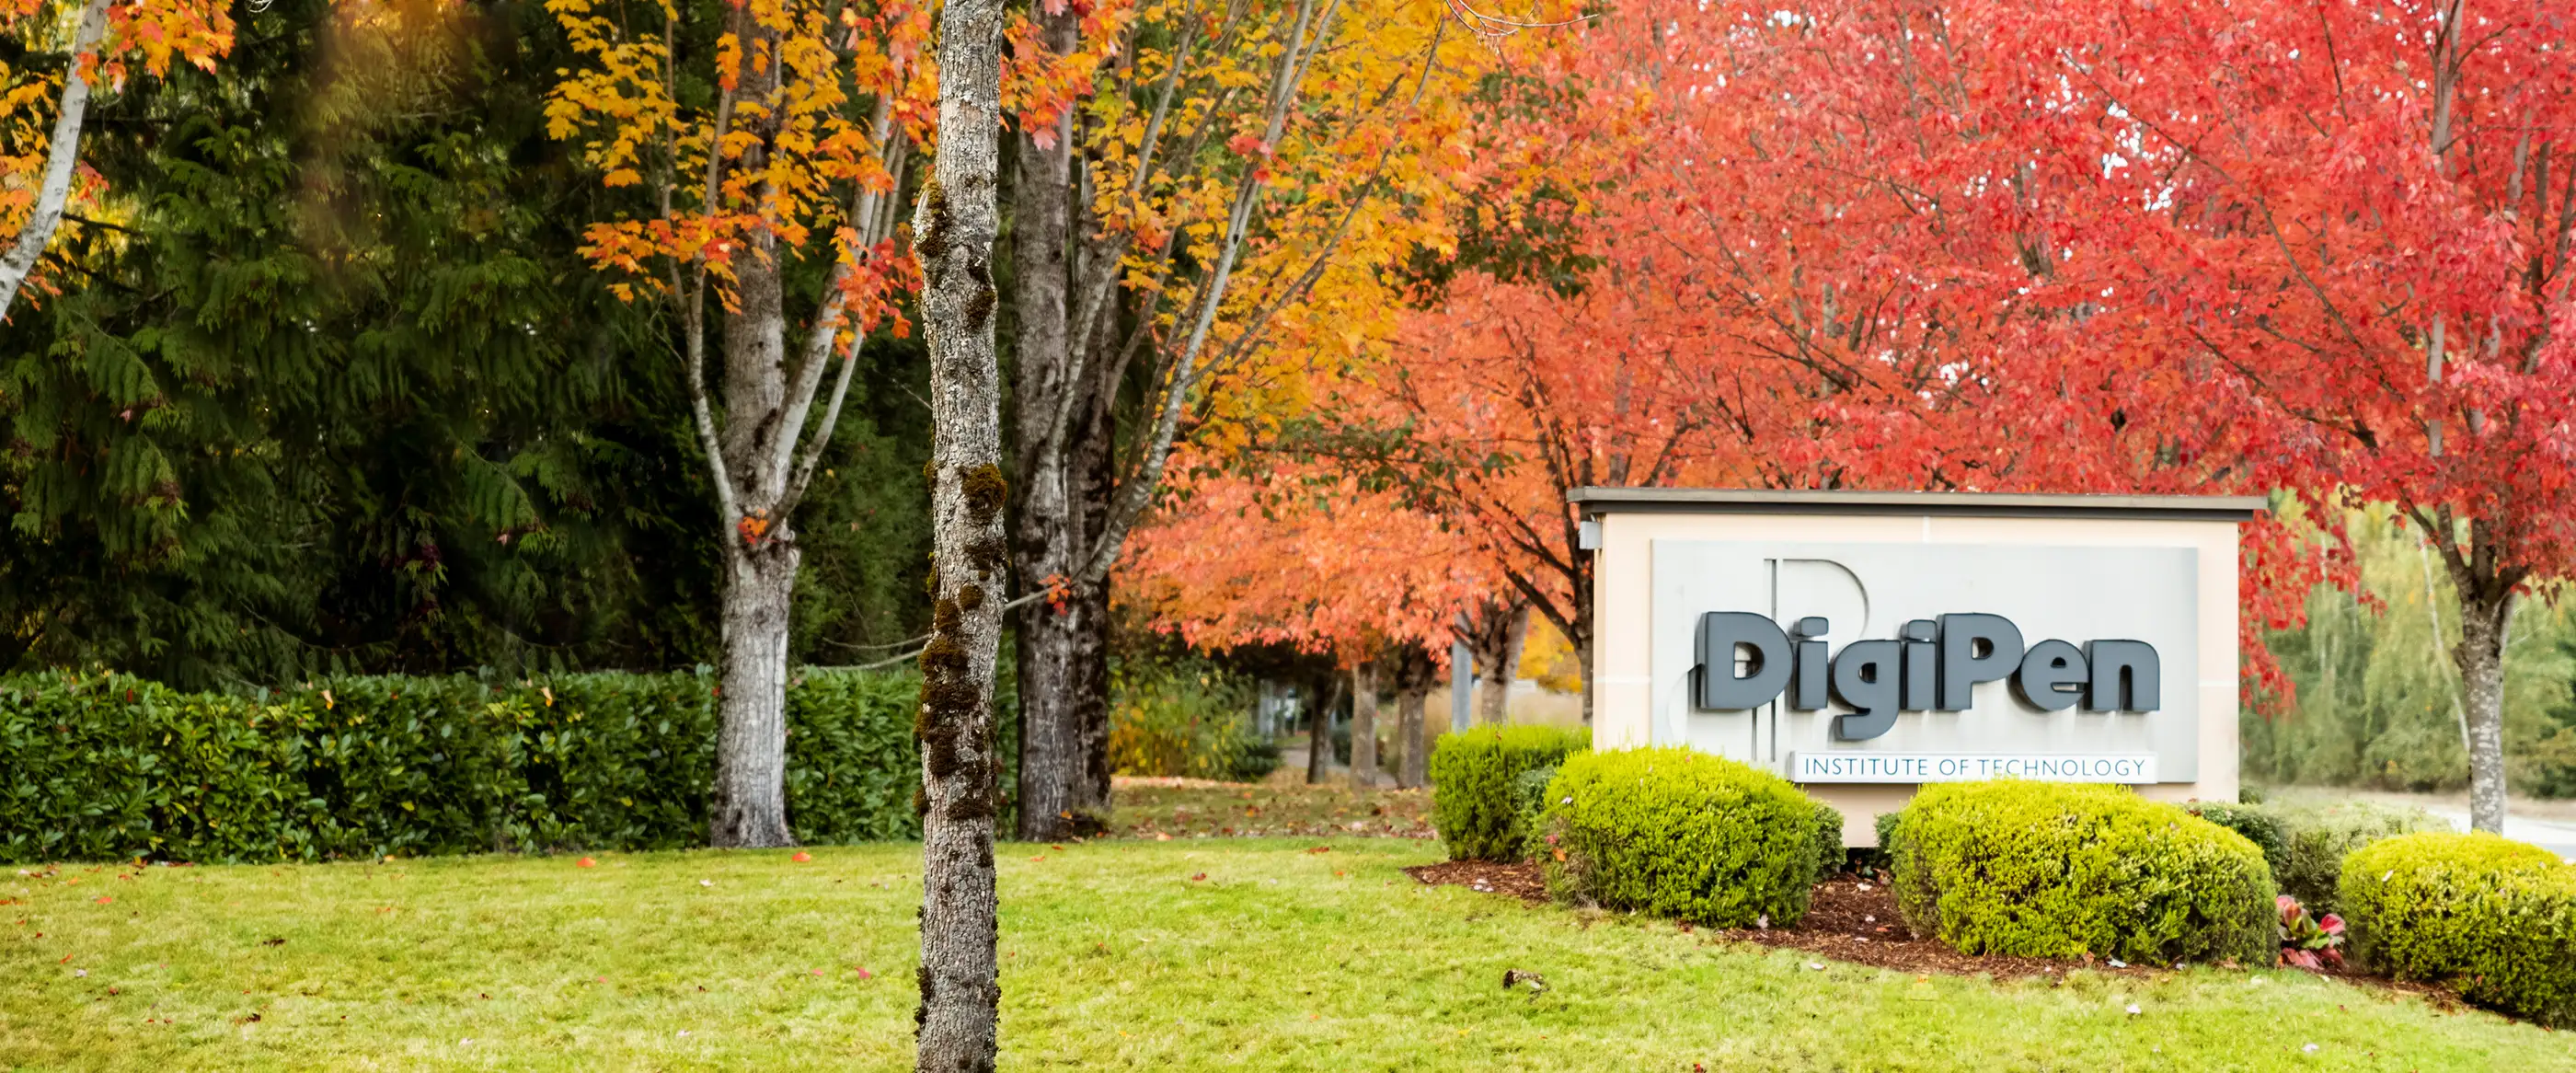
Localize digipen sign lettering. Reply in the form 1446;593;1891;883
1695;612;2159;741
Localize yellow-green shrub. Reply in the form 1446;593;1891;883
1104;659;1277;781
1887;781;2272;964
2340;833;2576;1027
1428;725;1586;860
1537;747;1832;928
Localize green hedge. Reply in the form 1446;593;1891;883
1537;747;1834;928
1809;801;1848;880
1887;781;2273;964
2267;801;2448;915
2341;833;2576;1027
0;668;942;863
1428;725;1588;861
1508;764;1560;862
2186;802;2288;882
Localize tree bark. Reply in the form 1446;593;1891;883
709;543;800;847
1350;661;1379;787
1012;571;1108;836
1306;674;1342;784
1391;643;1433;788
0;0;109;320
2454;586;2513;834
1007;6;1120;841
1395;685;1427;788
701;9;802;850
913;0;1008;1059
1473;600;1530;725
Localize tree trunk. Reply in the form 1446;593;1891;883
0;0;109;320
709;544;800;847
2455;588;2513;834
1475;601;1530;725
1350;661;1378;788
1013;575;1108;836
1007;6;1117;840
914;0;1008;1059
701;26;799;848
1306;674;1342;784
1395;679;1427;789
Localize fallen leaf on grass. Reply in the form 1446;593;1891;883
1306;846;1331;854
792;852;812;863
1190;873;1207;882
261;938;285;947
577;858;597;869
94;896;111;905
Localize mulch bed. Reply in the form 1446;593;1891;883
1405;862;2479;1008
1404;860;1551;904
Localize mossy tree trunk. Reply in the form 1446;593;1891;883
913;0;1008;1059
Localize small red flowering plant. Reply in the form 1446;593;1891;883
2276;894;2345;971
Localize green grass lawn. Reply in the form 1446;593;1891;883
6;835;2566;1071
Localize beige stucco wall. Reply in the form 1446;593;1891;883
1589;511;2242;846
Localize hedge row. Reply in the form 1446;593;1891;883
0;668;961;863
1886;781;2274;965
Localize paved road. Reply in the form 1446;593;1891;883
2418;807;2576;862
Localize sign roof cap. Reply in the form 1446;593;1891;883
1566;487;2267;523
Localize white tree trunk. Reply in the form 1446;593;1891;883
913;0;1008;1058
2455;591;2512;834
0;0;110;320
709;544;800;846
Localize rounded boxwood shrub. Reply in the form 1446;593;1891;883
2340;833;2576;1027
1887;781;2273;964
1537;747;1831;928
1428;725;1587;861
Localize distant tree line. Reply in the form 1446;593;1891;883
2251;510;2576;798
